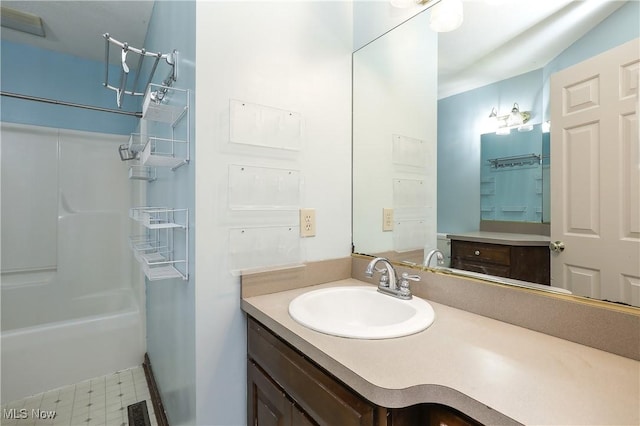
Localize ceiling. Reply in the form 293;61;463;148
0;1;154;64
0;1;628;99
437;0;627;98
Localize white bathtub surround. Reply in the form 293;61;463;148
1;123;146;403
0;367;155;426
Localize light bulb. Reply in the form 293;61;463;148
507;103;523;127
486;107;498;132
390;0;415;8
429;0;464;32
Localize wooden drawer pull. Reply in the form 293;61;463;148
474;250;480;256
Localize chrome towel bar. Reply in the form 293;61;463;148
103;33;178;108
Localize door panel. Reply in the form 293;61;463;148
551;38;640;306
621;112;639;240
564;123;600;235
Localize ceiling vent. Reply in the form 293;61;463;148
1;6;45;37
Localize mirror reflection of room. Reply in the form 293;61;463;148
352;0;639;307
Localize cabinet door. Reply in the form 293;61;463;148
248;360;292;426
511;246;550;285
292;405;318;426
248;319;376;426
427;404;480;426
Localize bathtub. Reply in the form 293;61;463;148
1;286;144;403
1;124;145;403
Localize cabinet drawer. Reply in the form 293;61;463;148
451;259;510;277
248;318;375;426
451;241;511;266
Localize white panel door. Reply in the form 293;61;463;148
550;38;639;306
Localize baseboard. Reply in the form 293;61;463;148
143;353;170;426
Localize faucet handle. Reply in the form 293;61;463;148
377;268;390;288
398;273;420;297
401;272;421;282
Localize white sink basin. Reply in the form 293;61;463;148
288;286;435;339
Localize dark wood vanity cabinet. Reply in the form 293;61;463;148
248;317;377;426
450;240;550;285
247;317;481;426
248;360;315;426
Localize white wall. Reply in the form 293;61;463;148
195;2;352;424
353;0;431;51
353;10;438;256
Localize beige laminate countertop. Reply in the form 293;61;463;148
447;231;550;246
242;278;640;426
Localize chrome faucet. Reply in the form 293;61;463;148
424;249;445;268
364;257;420;300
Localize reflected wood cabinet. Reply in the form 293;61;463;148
450;240;550;285
247;317;481;426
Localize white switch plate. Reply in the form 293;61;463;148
383;208;393;231
300;208;316;237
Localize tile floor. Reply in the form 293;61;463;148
1;366;157;426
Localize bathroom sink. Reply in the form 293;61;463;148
288;286;435;339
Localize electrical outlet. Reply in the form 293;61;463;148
383;208;394;231
300;208;316;237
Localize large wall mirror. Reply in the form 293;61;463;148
353;8;437;266
353;0;639;307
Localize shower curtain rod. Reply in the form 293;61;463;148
1;91;142;118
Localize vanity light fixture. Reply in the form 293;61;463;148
427;0;464;33
390;0;417;8
489;103;532;135
393;0;463;33
0;6;45;37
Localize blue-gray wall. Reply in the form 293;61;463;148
0;41;138;134
542;0;640;121
141;2;196;426
437;1;640;234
